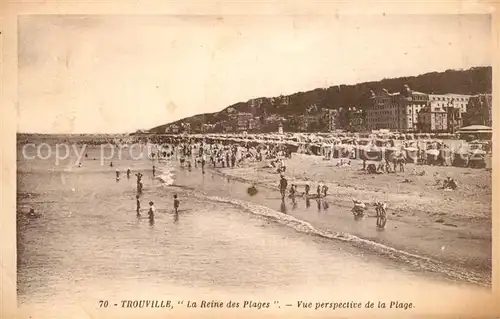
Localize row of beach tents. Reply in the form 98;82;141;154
156;132;489;169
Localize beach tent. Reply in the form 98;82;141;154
452;149;469;167
359;146;382;162
404;146;419;163
426;149;440;165
469;140;491;153
384;147;404;162
468;149;487;168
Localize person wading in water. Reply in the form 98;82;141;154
148;201;155;222
201;153;206;174
173;194;180;222
136;195;141;217
279;175;288;201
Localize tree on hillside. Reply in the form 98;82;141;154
151;67;492;133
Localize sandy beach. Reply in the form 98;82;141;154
17;143;492;317
213;153;492;284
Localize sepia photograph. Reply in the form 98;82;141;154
7;8;498;318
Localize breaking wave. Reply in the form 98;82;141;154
155;163;489;287
189;189;489;286
156;164;175;186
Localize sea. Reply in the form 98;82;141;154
16;143;492;318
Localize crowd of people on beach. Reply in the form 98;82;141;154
139;136;390;229
104;156;182;225
52;133;474;231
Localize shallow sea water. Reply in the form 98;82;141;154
16;145;493;318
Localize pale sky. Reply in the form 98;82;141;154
18;14;491;133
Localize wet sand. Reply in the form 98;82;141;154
210;153;492;285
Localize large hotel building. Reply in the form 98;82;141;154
365;85;472;133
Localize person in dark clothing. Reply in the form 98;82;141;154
201;154;206;174
136;195;141;217
279;175;288;201
173;194;180;214
288;184;296;198
148;201;155;221
231;153;236;168
322;185;328;197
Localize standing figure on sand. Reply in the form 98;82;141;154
148;201;155;220
374;201;388;229
279;175;288;201
173;194;180;222
201;153;206;174
136;195;141;217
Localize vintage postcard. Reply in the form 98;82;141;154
1;1;499;318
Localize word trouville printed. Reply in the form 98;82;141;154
101;299;414;311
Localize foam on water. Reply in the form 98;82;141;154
129;159;488;286
156;164;176;186
165;185;489;286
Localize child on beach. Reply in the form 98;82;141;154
116;169;120;180
127;168;131;179
136;195;141;217
152;165;156;177
304;184;310;197
173;194;180;214
148;201;155;220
